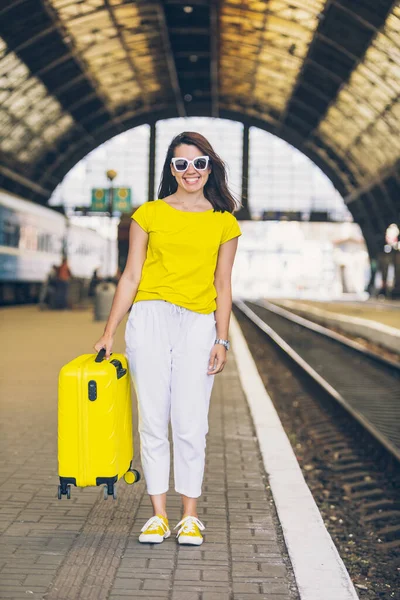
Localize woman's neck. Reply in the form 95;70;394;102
173;189;206;206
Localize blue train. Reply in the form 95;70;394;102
0;190;110;305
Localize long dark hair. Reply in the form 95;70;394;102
157;131;241;213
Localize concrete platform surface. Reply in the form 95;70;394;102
281;299;400;329
0;306;296;600
270;299;400;354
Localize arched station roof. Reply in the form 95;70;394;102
0;0;399;255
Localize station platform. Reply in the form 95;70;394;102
0;306;356;600
269;299;400;354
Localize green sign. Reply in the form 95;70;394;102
91;188;108;211
113;187;132;213
91;187;132;213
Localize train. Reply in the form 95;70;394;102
0;190;112;305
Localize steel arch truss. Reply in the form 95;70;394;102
0;0;399;258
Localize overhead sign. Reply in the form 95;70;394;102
113;188;132;213
91;188;132;213
91;188;108;211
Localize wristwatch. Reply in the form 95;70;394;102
215;338;230;351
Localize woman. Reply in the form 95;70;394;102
94;131;242;546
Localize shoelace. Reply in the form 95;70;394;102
141;515;168;534
174;516;205;537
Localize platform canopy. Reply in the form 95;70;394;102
0;0;399;253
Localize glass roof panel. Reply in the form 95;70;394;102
220;0;327;113
317;4;400;182
0;37;74;163
48;0;166;108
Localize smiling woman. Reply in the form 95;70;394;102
158;131;239;213
169;152;210;197
94;130;242;547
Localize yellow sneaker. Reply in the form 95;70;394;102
174;515;205;545
138;514;170;543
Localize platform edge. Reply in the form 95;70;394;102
230;313;359;600
273;300;400;354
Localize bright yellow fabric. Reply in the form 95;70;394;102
131;199;242;314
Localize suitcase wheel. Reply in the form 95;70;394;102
57;484;71;499
124;469;141;485
103;485;117;500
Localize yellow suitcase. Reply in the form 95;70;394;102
57;349;140;499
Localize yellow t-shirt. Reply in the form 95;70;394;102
131;199;242;314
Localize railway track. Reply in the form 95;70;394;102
233;300;400;598
239;299;400;461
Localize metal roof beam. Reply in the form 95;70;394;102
282;0;396;137
164;0;209;4
104;0;149;106
0;163;52;198
210;0;219;118
162;0;212;115
0;0;122;139
156;1;186;118
35;104;175;190
345;160;400;205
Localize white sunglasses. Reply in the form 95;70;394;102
171;156;210;172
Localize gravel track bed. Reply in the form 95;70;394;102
233;305;400;599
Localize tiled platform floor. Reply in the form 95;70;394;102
0;306;297;600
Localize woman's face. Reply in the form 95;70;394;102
170;144;211;194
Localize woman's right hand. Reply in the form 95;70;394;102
94;334;114;360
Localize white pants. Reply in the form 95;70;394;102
125;300;216;498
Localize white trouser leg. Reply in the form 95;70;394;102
125;301;172;495
171;308;216;498
125;300;216;498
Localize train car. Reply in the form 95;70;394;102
0;190;113;305
0;190;66;304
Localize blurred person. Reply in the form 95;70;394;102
366;258;377;296
94;132;242;546
54;257;71;309
89;268;102;297
38;264;58;309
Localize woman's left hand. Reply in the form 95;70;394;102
207;344;227;375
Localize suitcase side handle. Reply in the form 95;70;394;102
110;359;127;379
